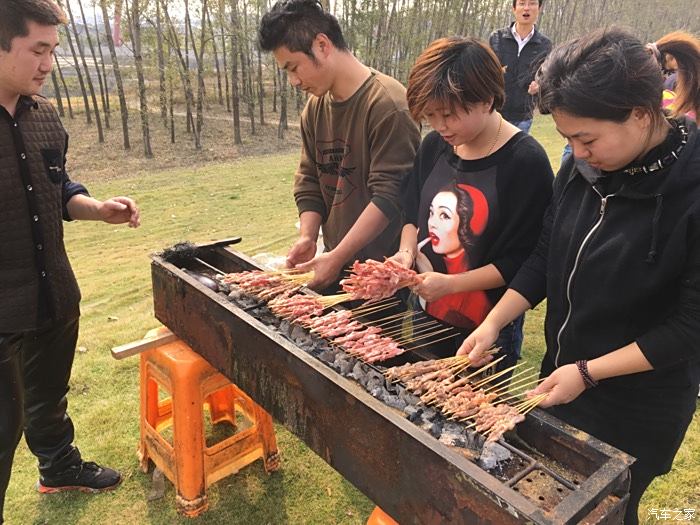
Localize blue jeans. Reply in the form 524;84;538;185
492;314;525;377
510;119;533;134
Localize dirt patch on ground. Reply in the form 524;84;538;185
63;106;303;184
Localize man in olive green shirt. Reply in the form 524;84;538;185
259;0;420;291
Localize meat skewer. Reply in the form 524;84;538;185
340;259;421;301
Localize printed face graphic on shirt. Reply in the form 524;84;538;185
315;139;357;206
417;181;492;329
428;191;463;257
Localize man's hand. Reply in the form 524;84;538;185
295;251;345;291
528;80;539;95
286;237;317;268
413;272;453;302
456;320;500;366
526;364;586;408
99;197;140;227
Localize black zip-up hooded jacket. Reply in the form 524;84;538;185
511;119;700;474
489;24;552;123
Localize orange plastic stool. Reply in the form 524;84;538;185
367;506;399;525
138;328;280;517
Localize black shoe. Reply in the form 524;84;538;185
37;461;122;494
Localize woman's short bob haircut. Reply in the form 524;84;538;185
406;37;505;122
536;27;665;127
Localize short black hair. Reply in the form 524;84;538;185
536;27;664;126
258;0;348;57
0;0;66;51
512;0;544;7
407;37;505;121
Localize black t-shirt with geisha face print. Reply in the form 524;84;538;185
403;130;554;330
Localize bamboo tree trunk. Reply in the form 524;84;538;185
162;0;201;149
54;54;74;119
100;0;130;150
219;2;231;112
207;8;224;106
272;60;277;113
277;68;287;139
240;48;255;134
126;0;153;157
77;0;109;129
156;1;168;125
229;0;242;144
194;0;209;144
65;0;104;141
60;24;92;123
257;42;264;126
184;0;192;133
168;46;176;144
92;2;111;113
51;69;65;117
240;0;255;135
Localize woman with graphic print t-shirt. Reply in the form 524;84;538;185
391;36;553;370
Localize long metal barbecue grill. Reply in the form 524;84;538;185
151;239;633;524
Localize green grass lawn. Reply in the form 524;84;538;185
4;115;699;524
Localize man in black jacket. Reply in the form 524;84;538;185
489;0;552;134
0;2;140;522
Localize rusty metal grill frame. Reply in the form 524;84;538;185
150;241;633;524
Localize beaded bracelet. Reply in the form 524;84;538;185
575;360;599;389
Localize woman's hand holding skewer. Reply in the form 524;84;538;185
412;272;454;301
456;320;500;366
526;365;586;408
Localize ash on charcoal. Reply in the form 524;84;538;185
421;407;438;422
370;386;384;398
279;320;293;338
290;325;313;346
350;362;370;386
380;393;406;411
333;353;354;375
366;375;384;393
420;419;442;438
439;423;468;447
318;349;337;364
403;405;422;422
398;389;420;407
478;441;512;470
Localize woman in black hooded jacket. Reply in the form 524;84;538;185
459;27;700;525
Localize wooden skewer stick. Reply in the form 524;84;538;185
370;311;427;328
365;310;412;326
496;383;544;404
487;374;540;398
382;320;439;340
396;326;456;345
351;300;401;316
381;318;437;335
407;332;462;351
514;394;547;412
481;367;535;394
522;395;547;415
351;296;397;311
472;363;524;389
462;356;506;381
